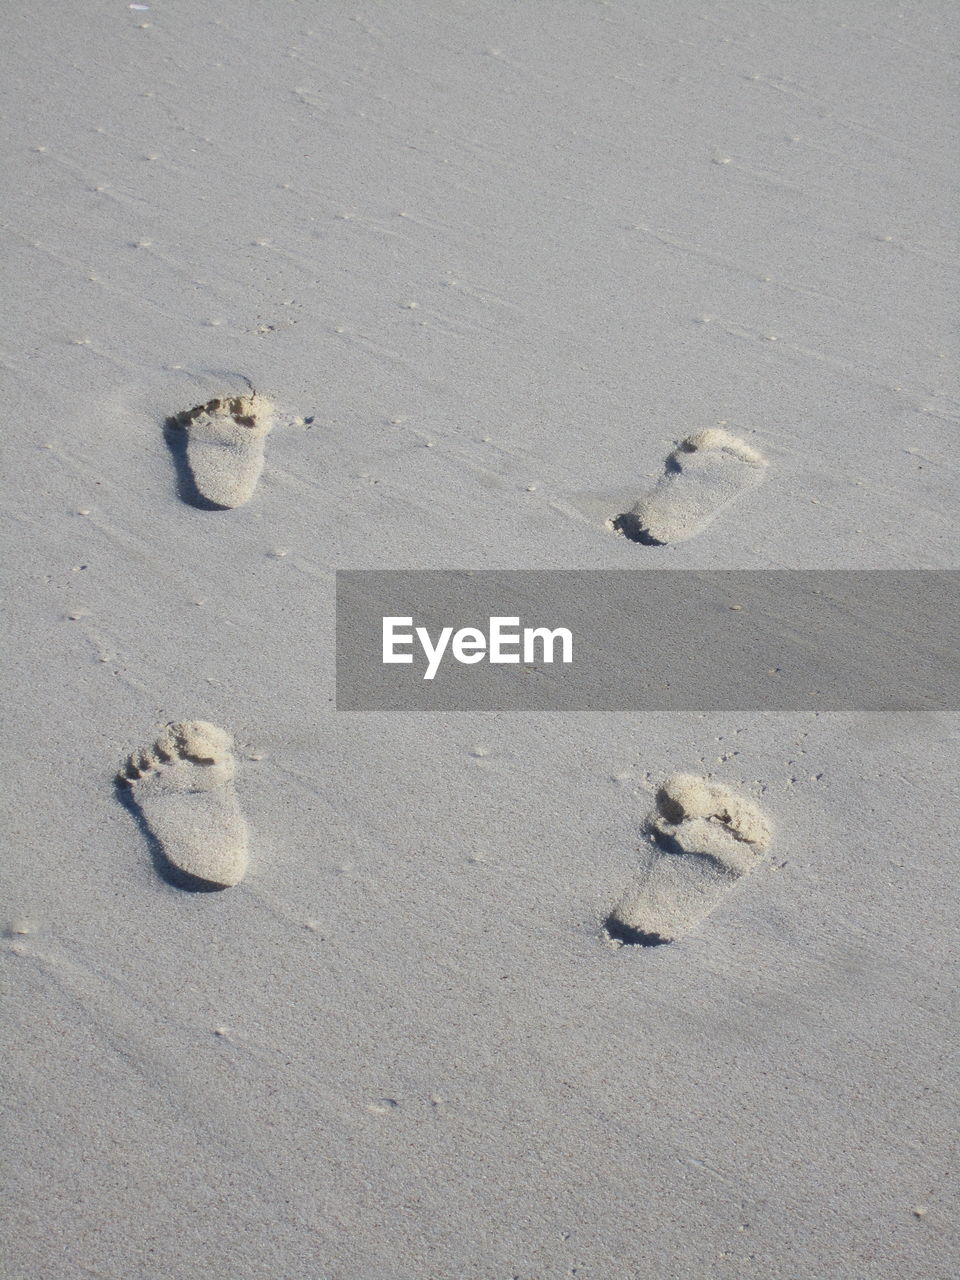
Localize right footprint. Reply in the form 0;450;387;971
171;394;274;509
614;429;767;545
606;774;771;945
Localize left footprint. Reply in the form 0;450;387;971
172;394;274;508
119;721;250;889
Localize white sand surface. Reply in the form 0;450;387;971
2;2;958;1277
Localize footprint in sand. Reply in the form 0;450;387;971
614;429;767;545
169;394;274;508
118;721;250;889
606;774;771;945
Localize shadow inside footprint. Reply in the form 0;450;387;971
162;417;228;511
603;914;670;946
114;778;230;892
611;512;666;545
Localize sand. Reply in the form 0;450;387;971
2;1;958;1277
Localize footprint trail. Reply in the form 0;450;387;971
119;721;250;889
607;774;771;945
615;429;767;545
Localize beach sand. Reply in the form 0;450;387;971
2;2;957;1276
